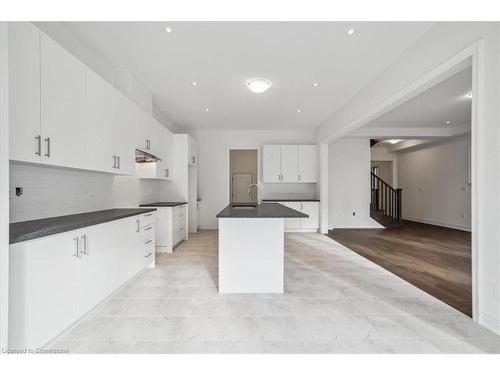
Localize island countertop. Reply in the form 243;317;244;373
216;203;308;219
10;208;157;245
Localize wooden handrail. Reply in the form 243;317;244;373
370;172;402;223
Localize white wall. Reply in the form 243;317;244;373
189;129;317;229
328;137;382;229
9;163;168;223
398;135;471;231
0;21;10;348
318;22;500;333
371;145;398;187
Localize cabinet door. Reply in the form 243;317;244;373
280;202;301;230
86;68;118;174
164;130;175;180
298;145;317;182
188;136;197;166
77;218;139;316
9;233;78;348
280;145;298;182
41;33;86;169
300;202;320;229
114;91;137;176
154;124;169;179
8;22;41;164
263;145;281;182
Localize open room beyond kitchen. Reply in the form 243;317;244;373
1;18;500;359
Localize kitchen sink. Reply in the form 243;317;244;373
231;203;258;209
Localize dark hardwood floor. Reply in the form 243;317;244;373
328;220;472;316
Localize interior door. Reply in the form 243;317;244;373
8;22;41;164
41;32;86;169
232;174;252;203
280;145;298;182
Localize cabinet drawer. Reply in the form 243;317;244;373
173;223;186;245
140;212;155;228
173;205;186;217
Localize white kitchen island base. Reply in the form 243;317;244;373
218;218;284;293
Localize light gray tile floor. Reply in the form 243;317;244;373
50;230;500;353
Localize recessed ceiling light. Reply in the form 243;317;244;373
466;91;472;98
246;78;272;94
205;108;209;112
445;120;451;125
296;109;302;113
312;83;319;87
386;139;400;144
192;81;198;86
347;28;355;36
165;27;173;33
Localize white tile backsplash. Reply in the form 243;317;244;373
9;162;167;223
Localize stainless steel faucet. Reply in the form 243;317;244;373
247;183;258;197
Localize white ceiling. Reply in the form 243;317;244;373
364;66;472;130
62;22;433;130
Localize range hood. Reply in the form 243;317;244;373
135;149;162;163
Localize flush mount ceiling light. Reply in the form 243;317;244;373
165;27;173;33
312;82;319;87
445;120;452;125
466;91;472;98
347;28;355;36
296;109;302;113
386;139;401;144
191;81;198;86
246;78;272;94
204;108;209;112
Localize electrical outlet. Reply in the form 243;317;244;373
352;212;356;216
88;186;95;198
15;187;23;197
461;212;465;218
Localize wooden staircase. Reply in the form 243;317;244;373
370;172;402;228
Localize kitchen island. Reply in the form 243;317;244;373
216;203;307;293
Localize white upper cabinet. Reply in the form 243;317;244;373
40;32;86;169
188;136;197;166
263;145;281;182
263;144;317;183
280;145;298;182
8;22;41;164
86;68;119;174
298;145;317;182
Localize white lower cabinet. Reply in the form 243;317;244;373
151;205;188;253
8;212;156;349
276;201;320;232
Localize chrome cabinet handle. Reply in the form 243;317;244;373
136;219;140;233
192;156;196;164
35;135;41;156
144;213;152;217
298;174;301;181
73;237;80;258
144;253;152;258
112;155;117;169
165;169;169;177
44;137;51;157
80;234;88;256
117;156;120;169
145;226;153;231
145;239;153;245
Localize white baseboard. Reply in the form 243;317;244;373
284;228;319;233
403;216;471;232
479;311;500;336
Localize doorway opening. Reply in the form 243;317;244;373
229;149;258;204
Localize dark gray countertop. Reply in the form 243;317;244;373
140;202;188;207
261;199;320;202
216;203;308;218
10;208;156;245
